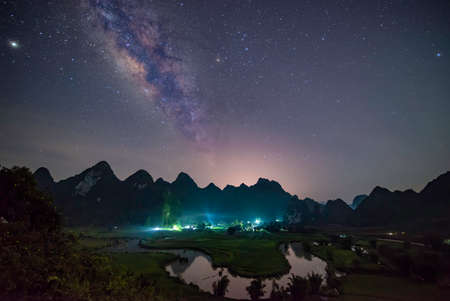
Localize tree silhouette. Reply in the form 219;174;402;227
307;272;323;294
212;275;230;296
246;278;266;300
161;190;181;226
270;280;287;301
287;274;308;300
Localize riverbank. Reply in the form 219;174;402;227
71;227;449;300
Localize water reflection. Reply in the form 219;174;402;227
162;243;327;300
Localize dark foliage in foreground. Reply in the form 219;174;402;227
377;243;450;282
212;275;230;297
246;278;265;300
0;166;166;301
287;275;308;300
307;272;323;294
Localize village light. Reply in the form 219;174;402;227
254;218;261;225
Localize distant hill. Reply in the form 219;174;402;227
33;163;450;229
350;194;367;209
322;199;354;225
352;172;450;230
280;172;450;230
33;161;292;226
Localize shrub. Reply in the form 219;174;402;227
342;237;353;250
0;166;168;300
213;275;230;296
403;240;411;249
307;272;323;294
424;233;443;251
270;280;286;301
287;275;308;300
325;265;341;291
329;235;339;243
246;278;266;300
394;253;413;276
369;250;379;263
227;226;237;235
352;258;361;268
265;221;281;232
326;248;334;262
303;241;312;253
413;252;440;282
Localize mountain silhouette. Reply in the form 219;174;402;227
33;161;293;226
350;194;368;209
322;199;354;225
33;162;450;229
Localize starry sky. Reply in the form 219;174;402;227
1;0;450;203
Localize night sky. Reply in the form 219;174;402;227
1;0;449;203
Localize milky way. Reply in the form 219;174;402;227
86;0;211;148
2;0;450;202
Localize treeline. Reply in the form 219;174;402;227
0;166;171;300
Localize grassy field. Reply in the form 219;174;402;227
76;237;116;250
311;245;385;273
141;231;292;277
66;227;448;300
109;252;226;300
69;227;386;276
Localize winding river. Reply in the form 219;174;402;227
104;240;329;299
161;243;327;300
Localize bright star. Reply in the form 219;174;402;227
436;52;441;57
9;41;19;48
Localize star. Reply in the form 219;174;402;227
436;52;441;57
9;40;19;49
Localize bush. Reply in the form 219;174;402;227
303;241;312;253
413;252;440;282
0;166;168;300
369;239;377;249
227;226;237;235
265;221;281;232
342;237;353;250
213;275;230;296
326;248;334;262
0;166;60;232
352;258;361;268
369;250;379;263
403;240;411;249
246;278;265;300
329;234;339;243
424;233;443;251
394;253;413;276
287;275;308;300
378;244;396;259
227;224;241;235
325;265;342;291
307;272;323;294
270;280;286;301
